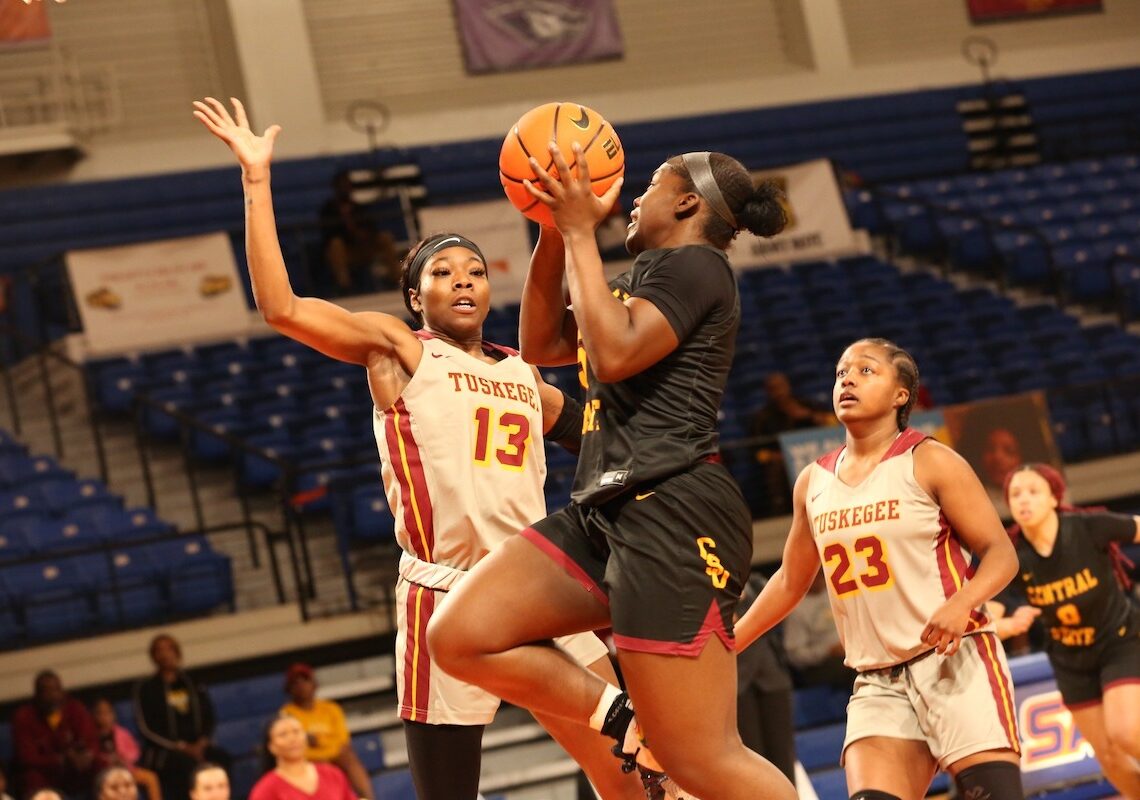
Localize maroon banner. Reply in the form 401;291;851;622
967;0;1103;23
453;0;623;74
0;0;51;45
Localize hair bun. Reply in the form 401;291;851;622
738;179;787;238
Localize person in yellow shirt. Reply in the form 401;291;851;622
279;664;374;800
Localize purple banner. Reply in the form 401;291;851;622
453;0;623;74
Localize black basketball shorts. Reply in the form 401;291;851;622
521;460;753;654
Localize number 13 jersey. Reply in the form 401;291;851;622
805;428;992;671
373;333;546;571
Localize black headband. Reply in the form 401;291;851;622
407;234;486;288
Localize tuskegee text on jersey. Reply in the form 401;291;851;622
446;371;541;412
813;499;901;535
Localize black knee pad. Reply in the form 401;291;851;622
955;760;1024;800
850;791;903;800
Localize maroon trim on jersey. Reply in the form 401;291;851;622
817;446;844;473
519;527;610;608
611;600;734;656
882;427;928;461
400;585;435;723
975;632;1020;752
935;511;970;600
383;399;435;562
413;329;520;358
1105;676;1140;693
1064;697;1103;711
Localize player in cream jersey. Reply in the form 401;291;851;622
737;339;1025;800
803;428;994;671
195;96;645;800
374;331;548;573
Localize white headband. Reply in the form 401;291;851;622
682;151;737;229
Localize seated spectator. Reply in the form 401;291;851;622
278;665;373;800
12;671;103;800
250;717;355;800
749;372;836;515
30;791;64;800
133;635;230;800
318;170;398;296
783;571;856;689
94;767;136;800
91;700;161;800
188;764;228;800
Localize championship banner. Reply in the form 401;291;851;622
777;411;948;487
66;233;251;356
1009;653;1104;794
967;0;1102;23
417;199;533;308
730;159;862;269
453;0;623;74
0;0;51;45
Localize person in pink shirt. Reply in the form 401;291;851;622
92;700;162;800
249;717;356;800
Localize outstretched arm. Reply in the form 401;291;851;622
914;440;1019;656
519;226;578;366
735;467;822;652
527;144;677;383
193;97;416;369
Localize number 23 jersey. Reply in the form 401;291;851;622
805;429;992;671
372;333;546;571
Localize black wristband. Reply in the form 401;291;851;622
548;391;583;449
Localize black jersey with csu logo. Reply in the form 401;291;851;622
571;244;739;506
1013;512;1138;655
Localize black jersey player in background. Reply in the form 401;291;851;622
1001;463;1140;798
429;142;795;800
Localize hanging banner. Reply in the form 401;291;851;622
417;199;533;308
0;0;51;45
66;233;251;356
730;159;863;269
453;0;623;74
966;0;1102;23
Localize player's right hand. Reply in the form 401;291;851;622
192;96;280;178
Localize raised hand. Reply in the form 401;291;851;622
192;96;280;176
523;141;623;236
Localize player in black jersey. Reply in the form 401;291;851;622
1002;464;1140;798
429;143;794;800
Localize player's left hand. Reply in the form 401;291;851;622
921;596;970;656
523;141;623;235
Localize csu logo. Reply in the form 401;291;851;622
1019;689;1093;772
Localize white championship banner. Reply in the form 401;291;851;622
418;199;533;307
66;232;251;356
729;158;862;268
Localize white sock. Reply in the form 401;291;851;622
587;683;623;731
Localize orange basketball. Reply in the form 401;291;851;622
499;102;625;227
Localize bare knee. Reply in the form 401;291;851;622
1105;719;1140;760
425;611;465;672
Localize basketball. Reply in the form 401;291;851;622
499;102;625;227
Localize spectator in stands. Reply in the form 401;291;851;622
133;634;230;800
749;371;836;515
249;717;354;800
952;401;1056;513
91;700;161;800
29;792;63;800
317;170;398;296
278;665;373;800
782;570;855;690
187;765;228;800
12;671;103;800
735;574;796;783
94;767;135;800
999;464;1140;798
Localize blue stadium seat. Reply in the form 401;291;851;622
0;489;50;526
146;536;233;616
792;685;849;729
808;767;847;800
85;549;166;628
35;478;122;517
795;722;846;772
0;454;72;489
352;731;386;772
1;559;96;640
25;517;102;554
372;770;415;800
212;717;264;757
74;506;175;545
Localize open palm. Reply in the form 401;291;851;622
192;96;280;171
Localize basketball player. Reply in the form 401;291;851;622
192;97;645;800
428;144;796;800
1001;464;1140;798
734;338;1025;800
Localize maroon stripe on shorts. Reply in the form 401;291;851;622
612;600;734;656
520;526;609;607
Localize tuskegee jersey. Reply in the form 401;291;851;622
805;428;993;671
372;332;546;573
